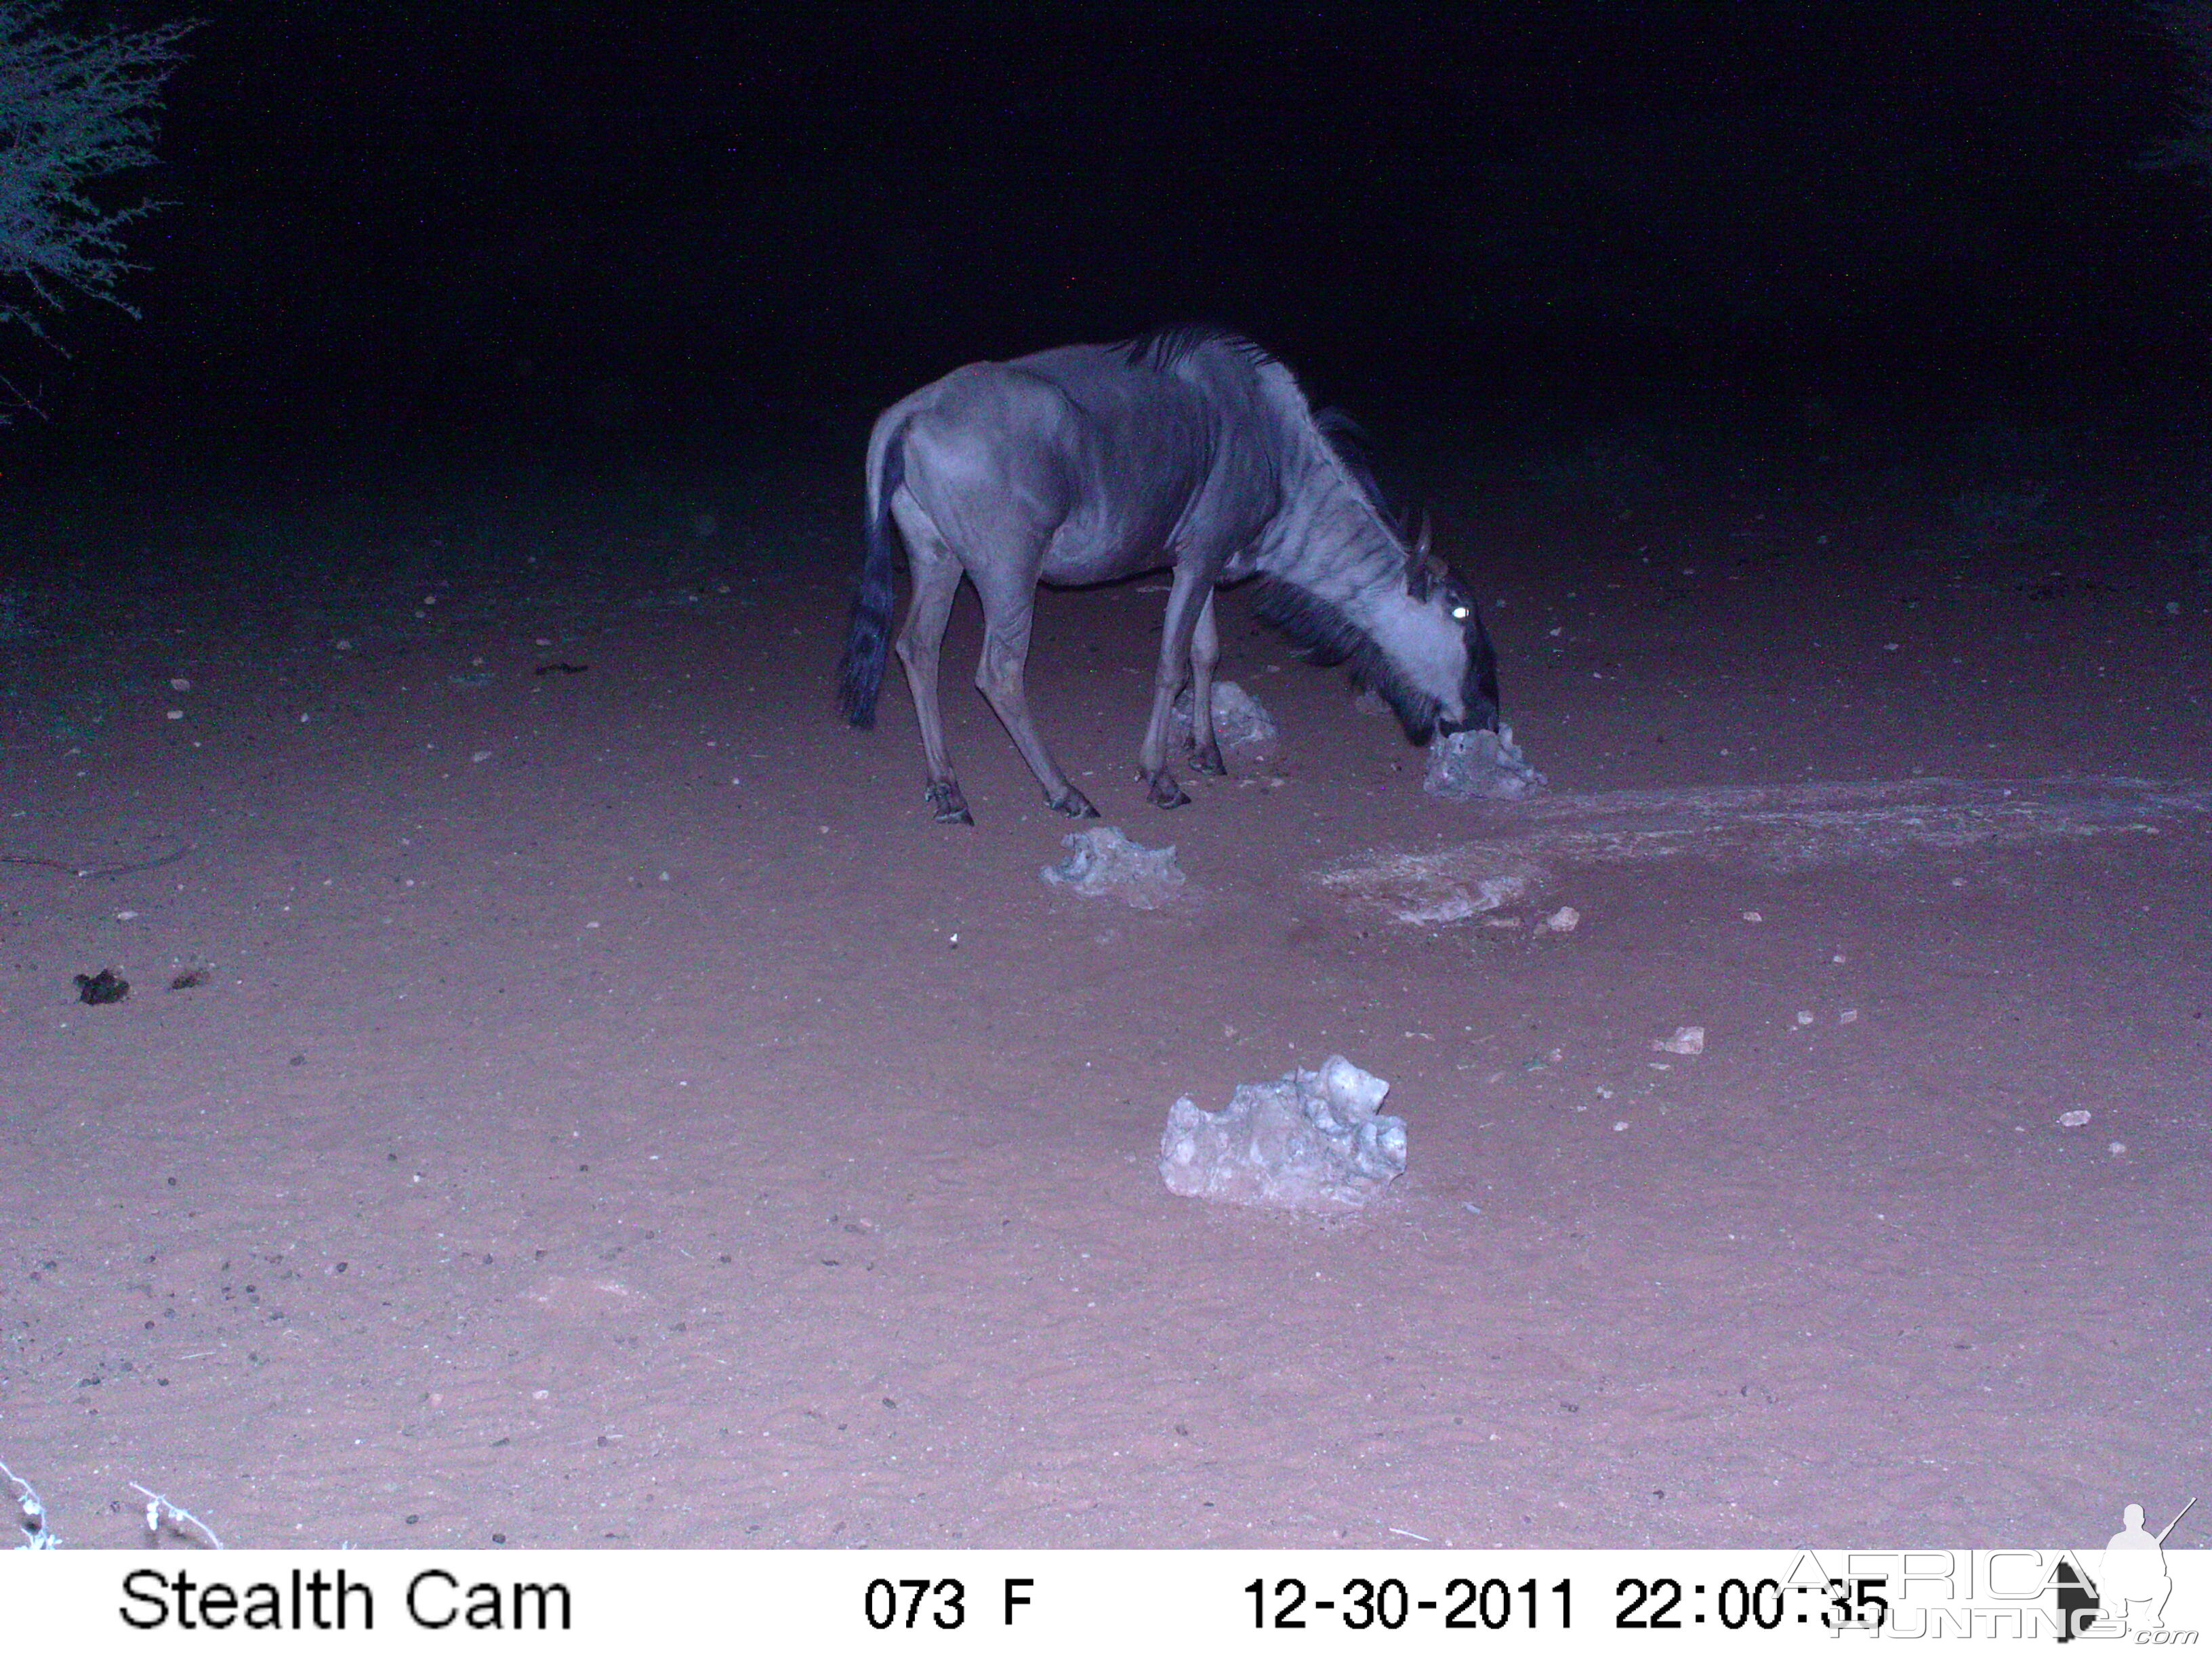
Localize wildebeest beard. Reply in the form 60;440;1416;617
1250;575;1449;744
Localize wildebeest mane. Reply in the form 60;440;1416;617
1250;575;1440;743
1312;407;1414;541
1119;322;1282;377
1126;327;1414;537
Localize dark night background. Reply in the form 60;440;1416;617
16;0;2212;475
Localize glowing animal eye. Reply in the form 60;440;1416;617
1450;606;1470;619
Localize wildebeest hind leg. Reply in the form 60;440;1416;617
889;510;973;825
972;579;1098;819
1185;591;1227;777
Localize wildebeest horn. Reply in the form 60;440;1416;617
1410;516;1449;584
1404;514;1448;600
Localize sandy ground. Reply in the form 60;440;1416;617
1;441;2207;1550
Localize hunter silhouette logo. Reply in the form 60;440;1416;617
2100;1498;2193;1633
2057;1496;2197;1641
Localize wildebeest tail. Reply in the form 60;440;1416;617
838;416;908;728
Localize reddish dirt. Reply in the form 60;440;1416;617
1;450;2206;1550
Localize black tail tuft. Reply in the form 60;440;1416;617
838;422;907;728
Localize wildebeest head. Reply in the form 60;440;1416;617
1253;516;1504;745
1402;520;1502;739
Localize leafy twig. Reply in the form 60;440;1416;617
129;1482;225;1551
1;1456;57;1549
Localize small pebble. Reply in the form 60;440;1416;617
1839;1008;1859;1024
1741;911;1763;922
2057;1110;2092;1128
1795;1010;1816;1026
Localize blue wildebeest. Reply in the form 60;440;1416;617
837;326;1500;824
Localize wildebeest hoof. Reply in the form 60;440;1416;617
1188;739;1229;777
926;780;975;825
1145;771;1193;809
1049;785;1101;819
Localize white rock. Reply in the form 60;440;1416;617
1654;1025;1706;1056
1394;873;1529;925
1169;680;1279;750
1536;905;1581;935
1424;724;1546;801
2057;1109;2092;1128
1160;1055;1406;1212
1042;826;1187;910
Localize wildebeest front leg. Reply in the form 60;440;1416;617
971;577;1099;819
889;506;973;825
1185;591;1227;777
1136;568;1212;808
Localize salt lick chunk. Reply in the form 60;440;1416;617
1169;679;1279;750
1425;724;1546;800
1390;872;1532;925
1040;825;1186;909
1160;1055;1408;1211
